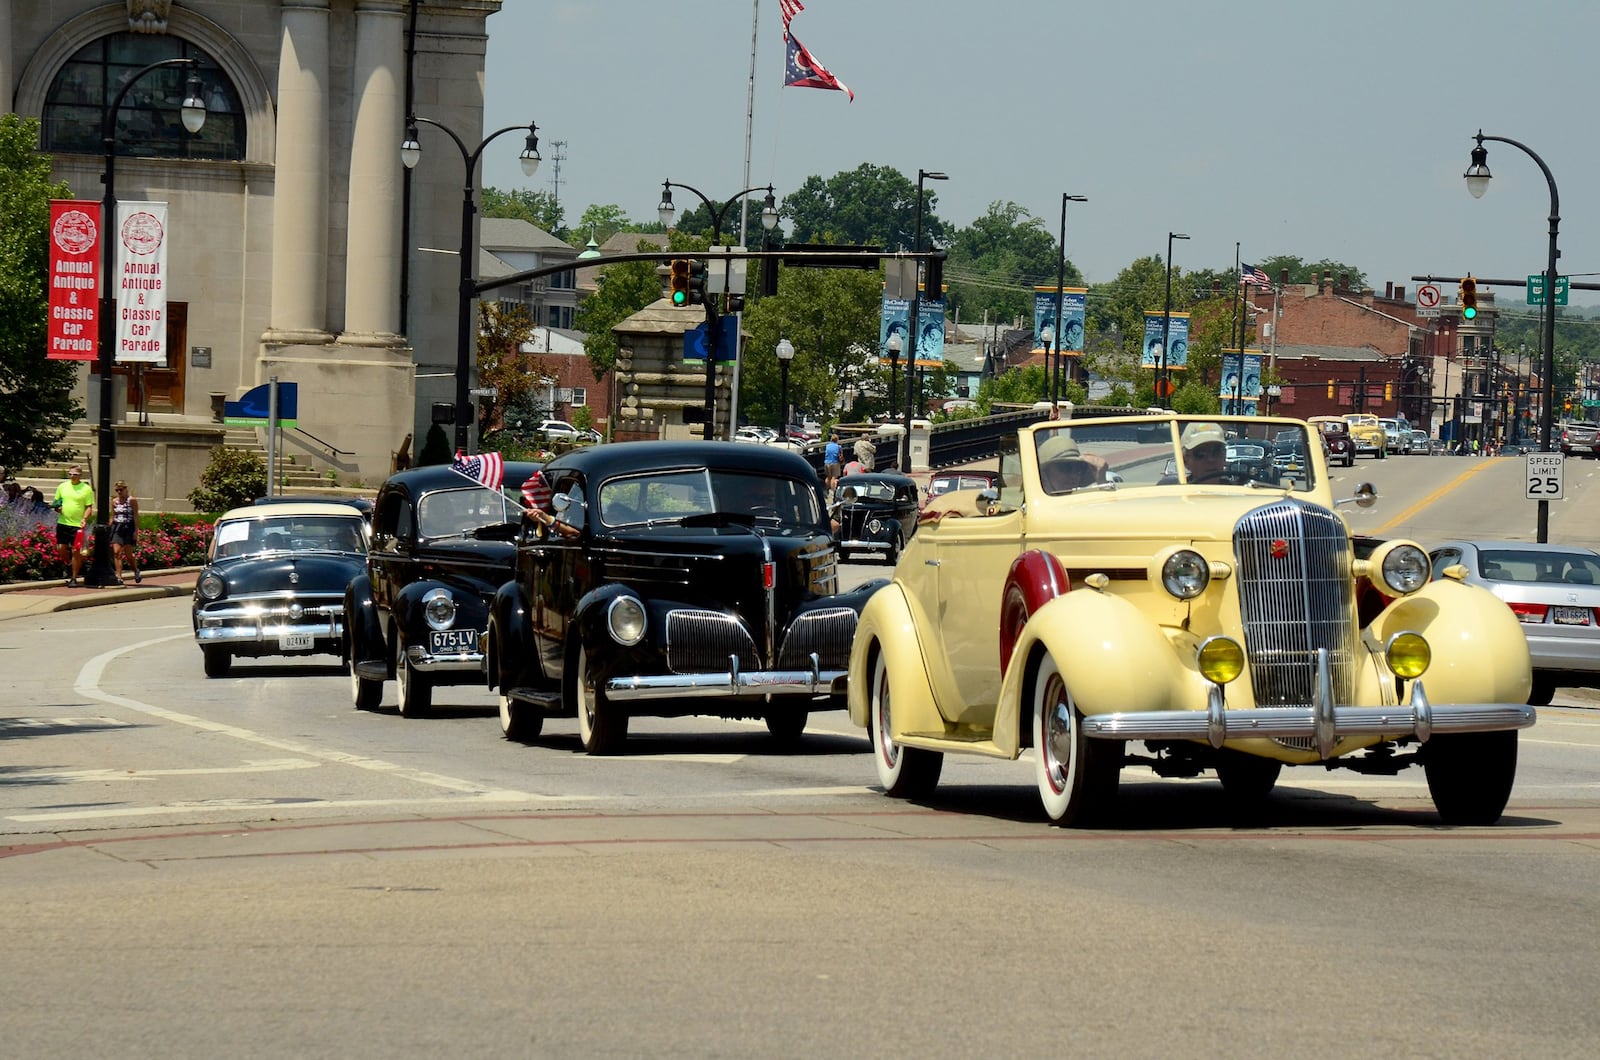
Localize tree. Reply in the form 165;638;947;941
481;186;563;234
947;200;1078;326
782;164;949;252
1257;255;1367;290
475;301;542;435
573;236;673;381
572;203;655;248
0;115;81;473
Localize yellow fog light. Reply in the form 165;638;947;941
1197;636;1244;684
1385;631;1431;679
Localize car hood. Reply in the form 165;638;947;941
205;552;366;593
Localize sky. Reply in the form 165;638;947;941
483;0;1600;307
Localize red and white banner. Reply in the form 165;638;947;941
115;200;168;364
46;200;100;361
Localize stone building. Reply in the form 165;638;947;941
3;0;511;493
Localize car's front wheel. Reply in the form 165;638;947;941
499;692;543;742
350;663;382;710
871;651;941;798
1528;674;1556;707
1216;749;1282;804
201;646;231;679
1424;730;1518;825
574;646;626;754
1032;652;1120;826
764;710;808;745
395;641;432;717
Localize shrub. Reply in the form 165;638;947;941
188;447;267;512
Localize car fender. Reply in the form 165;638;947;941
994;588;1195;758
486;580;535;691
393;578;487;645
847;581;945;736
1000;549;1070;674
1370;578;1533;704
570;581;640;652
344;574;385;668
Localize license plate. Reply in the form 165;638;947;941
1552;606;1592;626
280;632;315;651
429;628;479;655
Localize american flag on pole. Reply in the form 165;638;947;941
451;450;505;492
520;470;552;511
779;0;805;28
784;32;853;101
1240;263;1274;288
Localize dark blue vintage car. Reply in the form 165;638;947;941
192;502;372;678
344;461;542;716
486;441;886;753
832;471;920;564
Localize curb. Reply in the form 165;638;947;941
0;566;201;618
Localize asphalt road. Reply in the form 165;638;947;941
4;452;1600;1057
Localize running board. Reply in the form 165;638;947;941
506;687;564;711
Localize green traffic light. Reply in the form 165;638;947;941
1463;306;1477;319
672;290;687;306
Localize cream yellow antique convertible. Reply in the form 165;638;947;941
848;414;1536;826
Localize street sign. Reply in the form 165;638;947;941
1525;452;1564;500
1417;283;1441;309
1527;274;1569;306
1417;306;1441;318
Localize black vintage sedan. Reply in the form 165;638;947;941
833;471;920;564
192;502;372;678
344;461;542;716
486;441;886;753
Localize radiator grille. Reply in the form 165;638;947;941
776;607;858;671
664;610;758;673
1233;501;1357;739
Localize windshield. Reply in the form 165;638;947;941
416;486;516;539
212;514;368;559
598;468;821;530
1032;418;1319;494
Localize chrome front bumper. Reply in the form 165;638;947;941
838;538;891;553
195;605;342;647
1081;679;1536;760
605;652;846;702
403;643;484;673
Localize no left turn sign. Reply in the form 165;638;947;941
1418;284;1441;309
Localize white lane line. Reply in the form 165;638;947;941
3;758;321;784
48;624;191;633
8;791;568;823
72;633;543;801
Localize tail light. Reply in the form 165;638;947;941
1508;601;1548;623
762;561;775;589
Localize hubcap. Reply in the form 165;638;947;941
1042;675;1072;794
876;670;899;768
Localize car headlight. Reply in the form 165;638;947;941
607;595;646;646
1161;549;1210;600
422;588;456;631
198;571;225;601
1197;636;1244;684
1386;631;1431;679
1378;543;1430;595
867;518;883;535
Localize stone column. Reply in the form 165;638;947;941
265;0;332;344
340;0;406;344
0;0;13;115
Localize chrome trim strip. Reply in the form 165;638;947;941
195;619;343;645
403;645;485;672
605;668;848;701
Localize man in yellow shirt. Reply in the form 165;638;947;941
51;465;95;586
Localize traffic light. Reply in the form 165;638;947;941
686;260;707;306
1327;379;1335;399
669;259;690;306
1460;275;1478;319
923;254;944;297
1384;382;1393;402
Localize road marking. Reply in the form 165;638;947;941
3;758;320;784
1370;458;1501;536
1;716;132;730
7;792;567;824
71;633;546;802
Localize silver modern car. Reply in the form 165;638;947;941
1429;540;1600;705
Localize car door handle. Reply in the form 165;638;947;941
924;559;940;567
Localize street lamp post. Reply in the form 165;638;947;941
775;337;794;432
402;115;541;453
886;332;901;419
85;57;206;588
1159;231;1189;409
903;168;947;471
1265;383;1282;416
1466;130;1559;542
657;181;780;440
1052;193;1087;406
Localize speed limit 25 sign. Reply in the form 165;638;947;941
1526;452;1564;500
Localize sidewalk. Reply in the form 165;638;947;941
0;566;199;621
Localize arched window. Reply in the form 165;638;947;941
41;32;244;161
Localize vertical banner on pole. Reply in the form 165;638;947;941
879;294;910;359
1142;313;1191;369
914;299;946;365
47;201;101;361
1032;288;1088;354
114;201;168;364
1218;349;1264;415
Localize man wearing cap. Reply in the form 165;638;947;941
1037;432;1105;494
1172;422;1230;484
51;465;95;586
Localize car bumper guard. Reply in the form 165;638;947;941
403;644;485;673
605;652;847;701
196;617;343;646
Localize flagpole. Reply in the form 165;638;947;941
726;0;760;439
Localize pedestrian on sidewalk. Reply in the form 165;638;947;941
50;465;94;587
111;480;141;584
823;431;842;497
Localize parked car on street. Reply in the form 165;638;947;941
344;461;542;715
1559;421;1599;458
832;471;920;564
848;414;1535;827
485;441;886;753
735;426;778;444
537;419;581;443
193;502;371;678
1428;540;1600;706
1310;417;1356;467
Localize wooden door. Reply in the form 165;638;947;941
121;302;187;414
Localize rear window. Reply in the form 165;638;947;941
1477;549;1600;585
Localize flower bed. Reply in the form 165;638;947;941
0;511;213;584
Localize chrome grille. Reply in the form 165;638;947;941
1233;502;1357;740
665;610;758;673
776;607;857;670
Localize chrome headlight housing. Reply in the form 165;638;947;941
1160;549;1210;600
607;595;646;646
867;517;883;535
198;571;225;601
1377;542;1430;595
422;588;457;631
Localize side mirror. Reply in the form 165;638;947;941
1336;481;1379;509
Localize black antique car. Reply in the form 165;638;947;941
485;441;886;753
832;471;920;564
344;461;542;715
192;502;372;678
